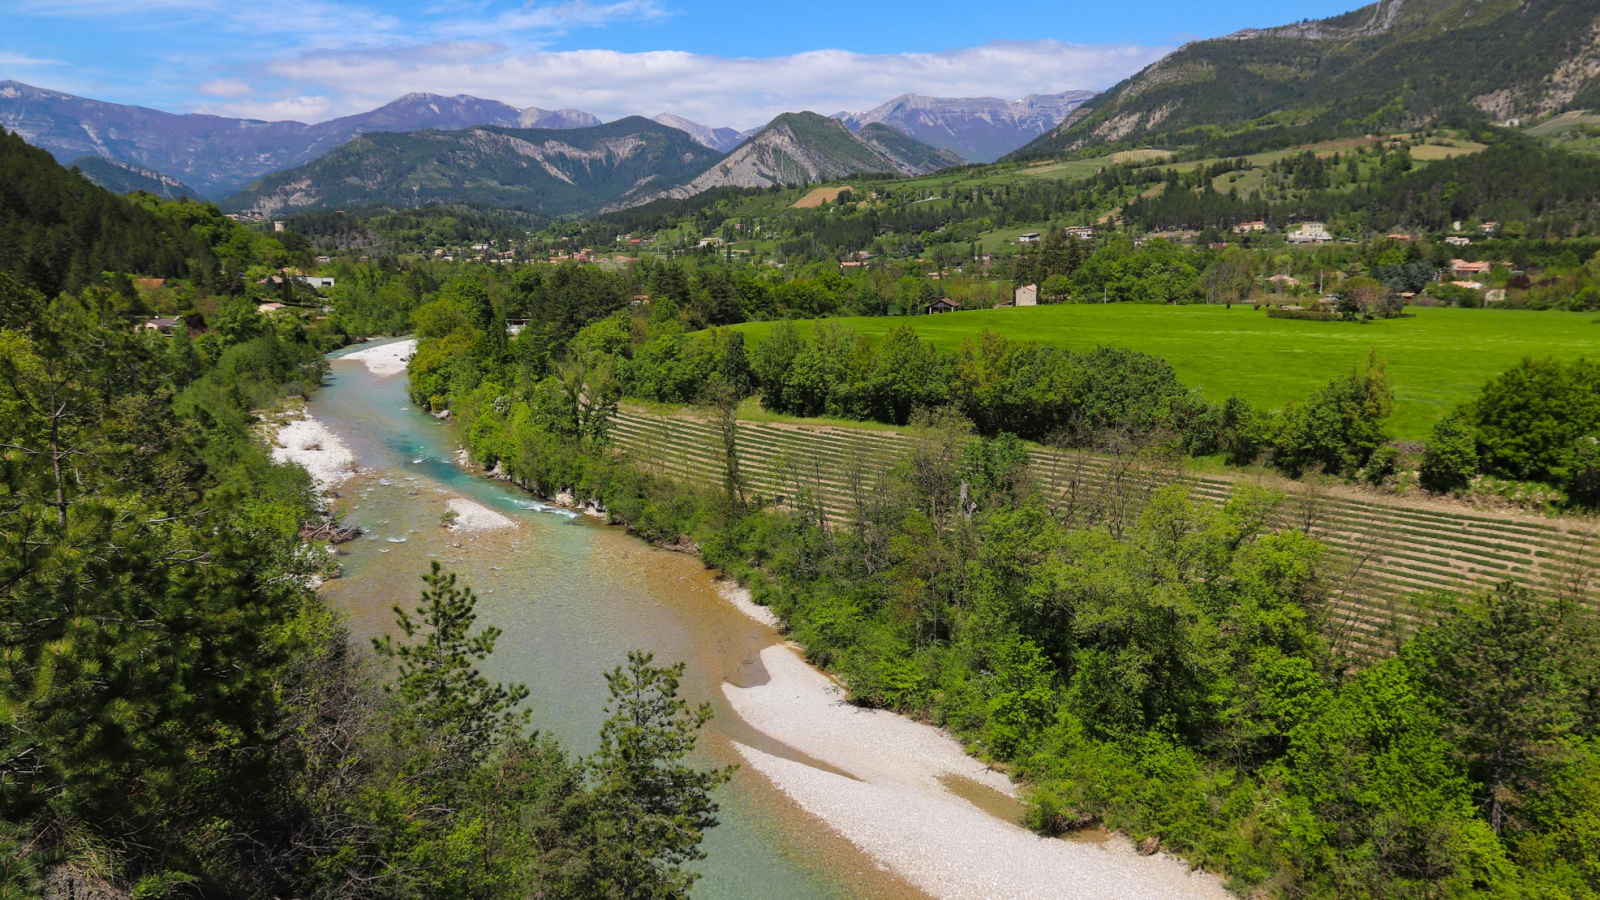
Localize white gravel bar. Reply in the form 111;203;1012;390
341;338;416;376
723;645;1234;900
271;414;355;492
715;582;782;628
445;497;517;532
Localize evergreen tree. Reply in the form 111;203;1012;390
585;652;732;900
373;562;529;780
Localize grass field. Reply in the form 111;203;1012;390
729;305;1600;440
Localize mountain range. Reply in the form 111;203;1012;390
1012;0;1600;159
225;111;967;218
222;117;721;218
0;82;600;197
834;91;1095;162
629;112;966;208
0;80;1089;199
650;114;755;153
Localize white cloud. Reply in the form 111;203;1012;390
237;39;1166;128
198;77;252;97
0;52;64;67
194;95;337;122
18;0;405;49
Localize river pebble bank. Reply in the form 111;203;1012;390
342;338;417;376
270;414;355;492
446;497;518;532
720;600;1233;900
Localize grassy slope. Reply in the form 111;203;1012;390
730;305;1600;440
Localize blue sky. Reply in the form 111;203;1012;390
3;0;1365;128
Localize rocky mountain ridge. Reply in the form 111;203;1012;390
1012;0;1600;159
625;112;964;209
0;82;601;197
834;91;1096;162
69;155;200;200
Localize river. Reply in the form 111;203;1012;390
312;339;913;899
305;338;1234;900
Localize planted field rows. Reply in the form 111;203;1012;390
611;408;1599;656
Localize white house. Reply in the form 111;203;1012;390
1014;284;1038;307
1018;232;1042;244
1287;223;1331;244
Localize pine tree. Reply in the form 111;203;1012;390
373;562;529;780
585;652;732;900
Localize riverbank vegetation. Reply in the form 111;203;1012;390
415;261;1600;897
1;136;731;897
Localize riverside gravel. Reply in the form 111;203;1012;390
720;596;1234;900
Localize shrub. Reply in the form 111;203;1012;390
1474;357;1600;487
1420;411;1479;493
1272;351;1394;478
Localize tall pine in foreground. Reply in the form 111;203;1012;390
587;652;733;900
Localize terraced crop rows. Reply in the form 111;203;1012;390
611;408;1599;657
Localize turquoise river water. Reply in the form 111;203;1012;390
313;340;923;899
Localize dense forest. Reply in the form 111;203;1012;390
416;264;1600;900
1;131;732;897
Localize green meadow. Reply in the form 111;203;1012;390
730;305;1600;440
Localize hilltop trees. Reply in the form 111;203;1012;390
1271;352;1395;478
1421;357;1600;507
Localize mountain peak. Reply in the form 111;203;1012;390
623;110;962;210
837;90;1095;162
651;113;747;152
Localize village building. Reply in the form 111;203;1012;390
257;302;287;315
925;298;961;315
143;317;183;334
1014;284;1038;307
1445;236;1473;247
1017;232;1041;244
1451;259;1492;276
1234;221;1268;234
1287;222;1331;244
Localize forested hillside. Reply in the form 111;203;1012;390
1014;0;1600;159
1;132;730;898
223;118;724;218
70;155;199;200
1122;135;1600;234
1;129;212;296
